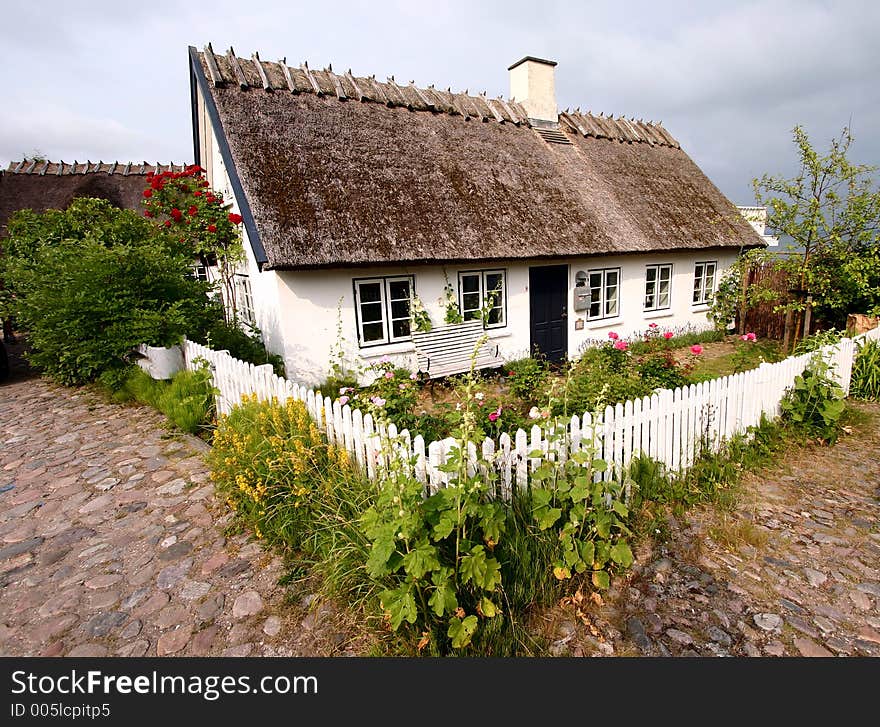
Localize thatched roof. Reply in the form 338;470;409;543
191;45;765;270
0;161;187;237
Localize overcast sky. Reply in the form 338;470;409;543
1;0;877;204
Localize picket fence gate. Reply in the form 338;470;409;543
182;327;880;497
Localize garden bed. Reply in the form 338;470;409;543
345;330;783;442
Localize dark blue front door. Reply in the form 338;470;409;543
529;265;568;363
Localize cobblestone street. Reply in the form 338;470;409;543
0;354;345;657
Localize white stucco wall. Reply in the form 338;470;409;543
198;90;284;356
270;249;738;386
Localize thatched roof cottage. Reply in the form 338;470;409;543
188;45;765;382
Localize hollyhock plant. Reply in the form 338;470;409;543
663;331;674;340
614;340;628;351
608;331;619;340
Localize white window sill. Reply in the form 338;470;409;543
487;329;512;339
643;309;674;320
691;304;711;313
359;341;416;357
584;316;623;330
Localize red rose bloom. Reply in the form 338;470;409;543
228;213;243;225
207;224;217;233
164;220;171;227
188;206;198;216
194;190;202;197
171;208;182;221
143;210;153;217
201;180;209;187
143;189;152;198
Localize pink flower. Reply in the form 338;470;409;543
488;407;501;423
613;340;628;351
384;371;394;380
339;387;350;395
690;345;703;355
399;383;407;391
746;332;757;341
370;396;386;407
608;331;619;340
663;331;674;340
379;355;391;364
648;322;658;329
338;395;350;406
409;373;418;380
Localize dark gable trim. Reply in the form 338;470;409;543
188;45;268;270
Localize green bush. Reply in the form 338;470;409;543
780;356;846;442
851;339;880;400
504;356;549;400
4;199;216;385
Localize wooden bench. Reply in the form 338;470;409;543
412;319;505;379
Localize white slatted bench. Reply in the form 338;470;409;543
412;320;504;379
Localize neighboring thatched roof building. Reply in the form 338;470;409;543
0;161;189;236
188;45;765;271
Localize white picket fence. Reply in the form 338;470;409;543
182;327;880;495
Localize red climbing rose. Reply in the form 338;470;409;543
228;213;243;225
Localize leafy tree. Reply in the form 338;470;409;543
753;125;880;347
3;198;216;385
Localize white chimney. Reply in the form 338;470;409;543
508;56;558;125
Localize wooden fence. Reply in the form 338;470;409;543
182;327;879;495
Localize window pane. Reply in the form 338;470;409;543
363;322;384;342
659;279;670;307
645;293;655;309
390;299;410;320
461;274;480;293
606;270;618;287
462;292;481;312
360;301;383;323
359;282;382;303
646;267;657;283
589;301;601;318
392;318;411;338
606;286;618;316
660;266;671;281
694;263;704;279
485;273;504;295
388;280;410;300
589;272;602;289
487;306;503;325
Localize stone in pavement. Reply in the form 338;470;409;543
156;625;192;656
795;637;834;657
232;591;264;618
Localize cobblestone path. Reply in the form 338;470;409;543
544;402;880;657
0;370;344;657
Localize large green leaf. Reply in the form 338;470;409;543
459;545;502;591
591;570;610;590
366;528;398;578
610;540;634;568
428;580;458;617
380;586;418;630
402;543;441;580
447;615;478;649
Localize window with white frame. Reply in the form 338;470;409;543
644;264;672;311
692;261;717;305
234;274;255;327
587;267;620;320
353;276;414;346
191;264;209;282
458;270;506;328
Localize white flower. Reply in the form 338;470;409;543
339;387;349;395
528;406;541;419
455;403;462;411
475;392;484;401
